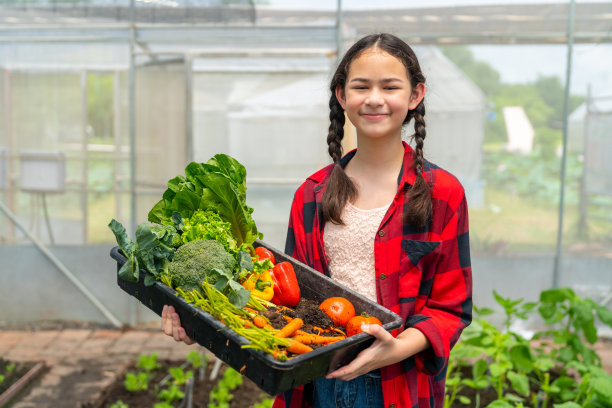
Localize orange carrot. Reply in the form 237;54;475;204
275;318;304;338
273;349;288;360
312;325;346;336
286;339;313;355
253;315;274;330
294;331;345;345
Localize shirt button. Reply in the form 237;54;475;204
379;273;386;280
378;229;385;237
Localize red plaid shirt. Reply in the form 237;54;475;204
273;142;472;408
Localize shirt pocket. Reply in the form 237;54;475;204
398;239;443;314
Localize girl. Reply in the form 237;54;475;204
162;33;472;408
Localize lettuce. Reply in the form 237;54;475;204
148;154;261;250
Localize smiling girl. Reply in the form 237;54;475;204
162;33;472;408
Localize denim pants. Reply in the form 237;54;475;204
312;370;384;408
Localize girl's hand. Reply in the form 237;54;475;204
161;305;195;345
325;325;429;381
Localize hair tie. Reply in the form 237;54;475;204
416;168;422;175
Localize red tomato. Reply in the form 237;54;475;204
254;246;275;264
319;297;356;327
346;314;382;336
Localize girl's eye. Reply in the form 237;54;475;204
385;87;398;90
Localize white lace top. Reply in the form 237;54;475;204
323;201;391;302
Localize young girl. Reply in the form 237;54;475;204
162;33;472;408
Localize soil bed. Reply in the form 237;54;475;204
89;358;271;408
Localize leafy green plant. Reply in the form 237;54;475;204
136;353;162;372
253;396;275;408
123;372;150;392
208;367;243;408
168;366;193;386
157;384;185;403
109;401;129;408
445;288;612;408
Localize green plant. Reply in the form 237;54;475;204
168;366;193;386
109;401;129;408
123;372;150;392
186;349;206;369
444;288;612;408
253;396;275;408
208;367;243;408
137;353;162;373
157;384;185;403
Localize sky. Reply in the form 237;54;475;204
470;44;612;97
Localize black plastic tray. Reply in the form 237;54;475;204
110;240;402;396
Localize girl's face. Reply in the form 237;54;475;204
336;49;425;141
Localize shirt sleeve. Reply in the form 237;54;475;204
284;184;311;267
405;192;473;376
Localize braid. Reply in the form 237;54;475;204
412;101;426;174
321;93;357;225
327;96;345;163
404;101;432;229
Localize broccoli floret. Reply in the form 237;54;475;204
168;239;236;292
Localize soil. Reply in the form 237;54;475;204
87;358;271;408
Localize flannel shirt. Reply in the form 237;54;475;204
273;142;473;408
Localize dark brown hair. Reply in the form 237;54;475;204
321;33;431;228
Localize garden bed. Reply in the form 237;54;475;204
87;355;272;408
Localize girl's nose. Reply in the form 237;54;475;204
365;89;384;106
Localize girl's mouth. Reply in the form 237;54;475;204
362;113;388;120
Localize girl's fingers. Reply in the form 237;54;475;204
161;305;173;335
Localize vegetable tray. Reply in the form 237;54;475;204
110;240;402;396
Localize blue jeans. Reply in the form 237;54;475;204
312;370;384;408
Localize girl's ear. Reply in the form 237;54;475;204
335;84;347;110
408;83;426;110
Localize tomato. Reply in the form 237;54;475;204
254;246;275;264
346;313;382;336
318;297;356;327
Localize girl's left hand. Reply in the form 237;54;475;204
325;324;396;381
325;325;429;381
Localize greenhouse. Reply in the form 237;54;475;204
1;0;611;407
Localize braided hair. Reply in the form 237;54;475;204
321;33;432;229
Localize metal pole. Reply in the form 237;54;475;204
0;200;124;328
336;0;343;65
577;84;591;237
81;70;89;244
552;0;576;288
129;0;138;326
185;54;194;163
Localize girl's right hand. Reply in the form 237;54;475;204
161;305;195;345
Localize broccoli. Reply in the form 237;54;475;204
168;239;236;292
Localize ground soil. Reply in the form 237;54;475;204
88;359;271;408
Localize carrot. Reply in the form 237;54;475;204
253;315;275;330
273;349;288;360
275;318;304;338
312;325;346;336
294;331;346;345
286;339;313;355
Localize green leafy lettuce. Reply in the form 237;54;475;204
147;155;261;250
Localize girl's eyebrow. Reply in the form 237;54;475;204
349;77;404;84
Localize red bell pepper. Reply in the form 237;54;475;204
270;262;301;307
254;246;275;264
